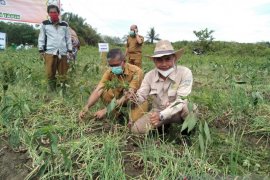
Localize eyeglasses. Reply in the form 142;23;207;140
154;55;174;62
108;60;123;67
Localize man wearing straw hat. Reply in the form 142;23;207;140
129;40;193;134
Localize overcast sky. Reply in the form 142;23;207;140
60;0;270;43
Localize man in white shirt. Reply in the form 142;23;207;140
38;4;72;92
129;40;193;134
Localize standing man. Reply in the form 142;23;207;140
79;48;147;121
125;24;144;68
129;40;193;134
38;4;72;92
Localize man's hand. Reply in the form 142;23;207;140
39;52;45;61
79;106;89;120
67;52;74;61
150;112;161;127
126;90;137;102
116;96;126;106
94;108;107;119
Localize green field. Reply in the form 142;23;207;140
0;44;270;179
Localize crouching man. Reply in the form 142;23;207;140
129;40;193;134
79;48;147;121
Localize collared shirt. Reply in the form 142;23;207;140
97;63;144;98
38;19;72;55
126;35;144;58
136;66;193;120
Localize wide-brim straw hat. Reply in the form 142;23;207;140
146;40;184;60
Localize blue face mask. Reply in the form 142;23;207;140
112;66;123;75
129;31;135;37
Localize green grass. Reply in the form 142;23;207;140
0;45;270;179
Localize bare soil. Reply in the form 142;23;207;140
0;137;31;180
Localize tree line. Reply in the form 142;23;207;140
1;12;269;54
0;21;38;45
0;12;102;46
0;12;163;47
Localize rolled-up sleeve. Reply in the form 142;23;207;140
160;68;193;119
136;72;151;103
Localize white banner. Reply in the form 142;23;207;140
0;0;60;23
0;32;6;50
98;43;109;52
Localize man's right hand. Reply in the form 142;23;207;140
135;28;138;35
39;52;45;60
150;112;161;127
126;90;138;102
79;106;89;120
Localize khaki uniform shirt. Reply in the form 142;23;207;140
126;35;144;59
97;63;144;99
136;66;193;120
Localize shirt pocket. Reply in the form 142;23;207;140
168;89;177;103
149;89;157;96
149;84;158;96
58;27;66;35
149;89;159;104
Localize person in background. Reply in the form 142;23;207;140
38;4;72;92
68;27;80;62
125;24;144;68
128;40;194;135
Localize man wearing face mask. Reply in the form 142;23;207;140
38;4;72;92
128;40;193;134
125;24;144;68
79;48;147;121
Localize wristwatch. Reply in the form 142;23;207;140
159;113;164;121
